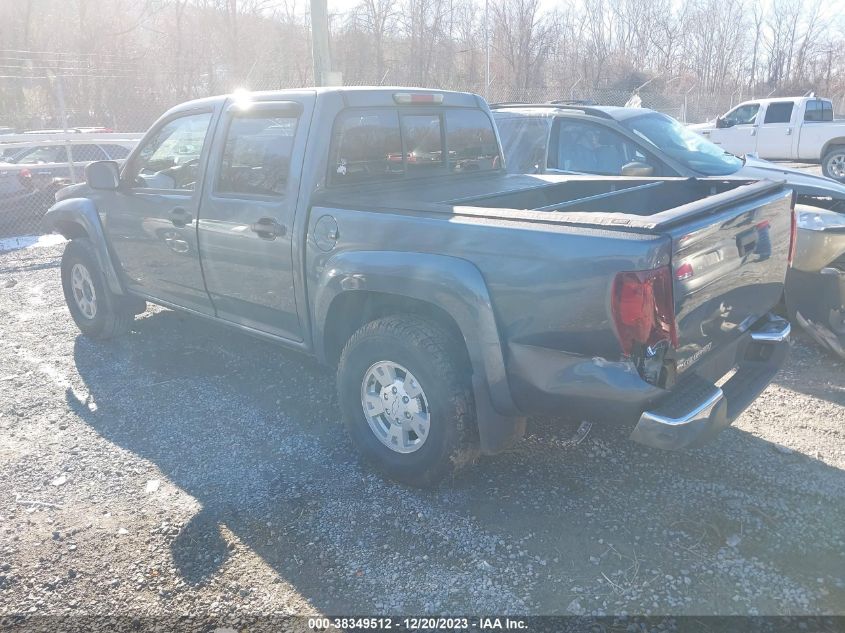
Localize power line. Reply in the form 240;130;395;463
0;48;130;58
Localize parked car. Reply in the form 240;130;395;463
687;96;845;181
2;141;133;164
47;88;793;486
493;103;845;358
0;140;136;235
0;166;54;237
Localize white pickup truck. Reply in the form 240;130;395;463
689;97;845;181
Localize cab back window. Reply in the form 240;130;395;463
445;109;500;172
330;107;500;185
401;115;443;174
804;100;834;122
331;110;403;183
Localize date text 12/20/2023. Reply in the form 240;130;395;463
308;617;528;630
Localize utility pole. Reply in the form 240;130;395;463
310;0;331;87
51;72;77;183
484;0;490;99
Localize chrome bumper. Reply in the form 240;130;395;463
750;317;791;343
630;314;790;450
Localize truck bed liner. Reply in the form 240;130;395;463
320;174;788;234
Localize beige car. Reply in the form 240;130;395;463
788;207;845;357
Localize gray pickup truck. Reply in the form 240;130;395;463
46;87;793;486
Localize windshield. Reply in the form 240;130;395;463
621;112;743;176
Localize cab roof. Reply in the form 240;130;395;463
491;103;652;122
166;87;486;115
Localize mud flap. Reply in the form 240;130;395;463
472;374;526;454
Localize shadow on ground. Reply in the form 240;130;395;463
67;308;845;615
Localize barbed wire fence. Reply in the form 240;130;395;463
2;51;844;239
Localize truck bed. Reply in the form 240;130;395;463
318;172;793;386
320;172;784;230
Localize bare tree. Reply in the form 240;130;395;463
0;0;843;129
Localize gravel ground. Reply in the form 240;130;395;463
1;239;844;622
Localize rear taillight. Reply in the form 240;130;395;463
611;266;678;356
787;207;797;266
675;262;694;281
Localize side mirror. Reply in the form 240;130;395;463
621;161;655;177
716;116;729;129
85;160;120;190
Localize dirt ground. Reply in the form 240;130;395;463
0;238;843;623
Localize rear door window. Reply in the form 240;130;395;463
494;114;551;173
216;113;298;196
16;145;67;164
763;102;794;124
70;144;108;161
552;120;651;175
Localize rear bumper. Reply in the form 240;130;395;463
630;315;790;450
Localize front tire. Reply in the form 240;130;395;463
337;315;476;487
822;146;845;182
61;238;134;339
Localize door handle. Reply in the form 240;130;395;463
250;217;286;240
170;206;193;228
786;127;792;135
750;128;757;136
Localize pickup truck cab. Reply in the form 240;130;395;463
689;97;845;181
47;88;793;486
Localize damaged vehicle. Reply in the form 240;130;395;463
494;103;845;358
47;88;794;486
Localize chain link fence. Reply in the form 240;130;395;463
3;71;844;240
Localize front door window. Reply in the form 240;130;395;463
127;113;212;190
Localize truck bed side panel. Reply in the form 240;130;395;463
305;204;670;417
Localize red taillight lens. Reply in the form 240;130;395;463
611;266;678;356
18;168;33;188
675;262;694;281
787;208;797;266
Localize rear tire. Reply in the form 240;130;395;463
821;146;845;182
61;238;134;339
337;315;476;487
